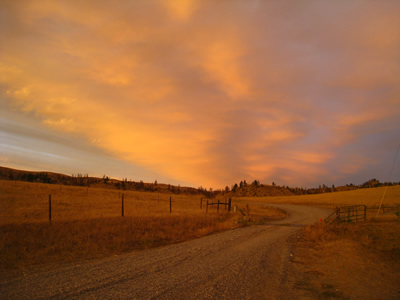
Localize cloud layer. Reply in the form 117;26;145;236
1;0;400;188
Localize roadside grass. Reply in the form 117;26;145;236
301;216;400;255
291;216;400;298
0;214;238;269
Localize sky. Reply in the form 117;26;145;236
1;0;400;189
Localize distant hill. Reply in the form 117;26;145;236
0;166;70;184
223;178;399;197
0;166;205;196
1;166;398;198
225;183;295;197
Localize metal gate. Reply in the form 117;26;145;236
325;205;367;223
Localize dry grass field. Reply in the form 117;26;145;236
0;180;207;224
0;180;284;269
236;185;400;209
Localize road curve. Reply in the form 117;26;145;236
1;205;331;299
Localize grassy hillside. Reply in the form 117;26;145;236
0;166;204;196
226;184;295;197
2;166;398;199
234;185;400;208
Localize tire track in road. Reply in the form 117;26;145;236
0;205;331;299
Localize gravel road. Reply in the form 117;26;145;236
1;204;331;299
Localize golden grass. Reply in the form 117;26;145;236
0;214;237;268
292;217;400;298
0;180;286;269
235;185;400;208
301;216;400;251
0;180;209;224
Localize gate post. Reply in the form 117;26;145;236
49;194;51;222
364;205;367;221
122;194;124;217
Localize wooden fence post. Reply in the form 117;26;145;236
228;198;232;212
206;200;208;213
217;200;220;213
200;197;202;209
122;194;124;217
224;199;227;211
49;194;51;222
170;196;172;213
364;205;366;221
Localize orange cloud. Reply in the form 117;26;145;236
163;0;198;21
289;152;334;165
201;39;250;99
1;1;400;188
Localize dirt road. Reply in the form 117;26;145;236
0;204;331;299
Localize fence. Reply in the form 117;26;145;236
325;205;367;223
338;205;367;222
206;198;232;213
374;204;400;215
48;193;130;221
46;194;232;222
325;204;400;223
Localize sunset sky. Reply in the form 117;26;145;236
1;0;400;189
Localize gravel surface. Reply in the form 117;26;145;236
0;204;331;299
